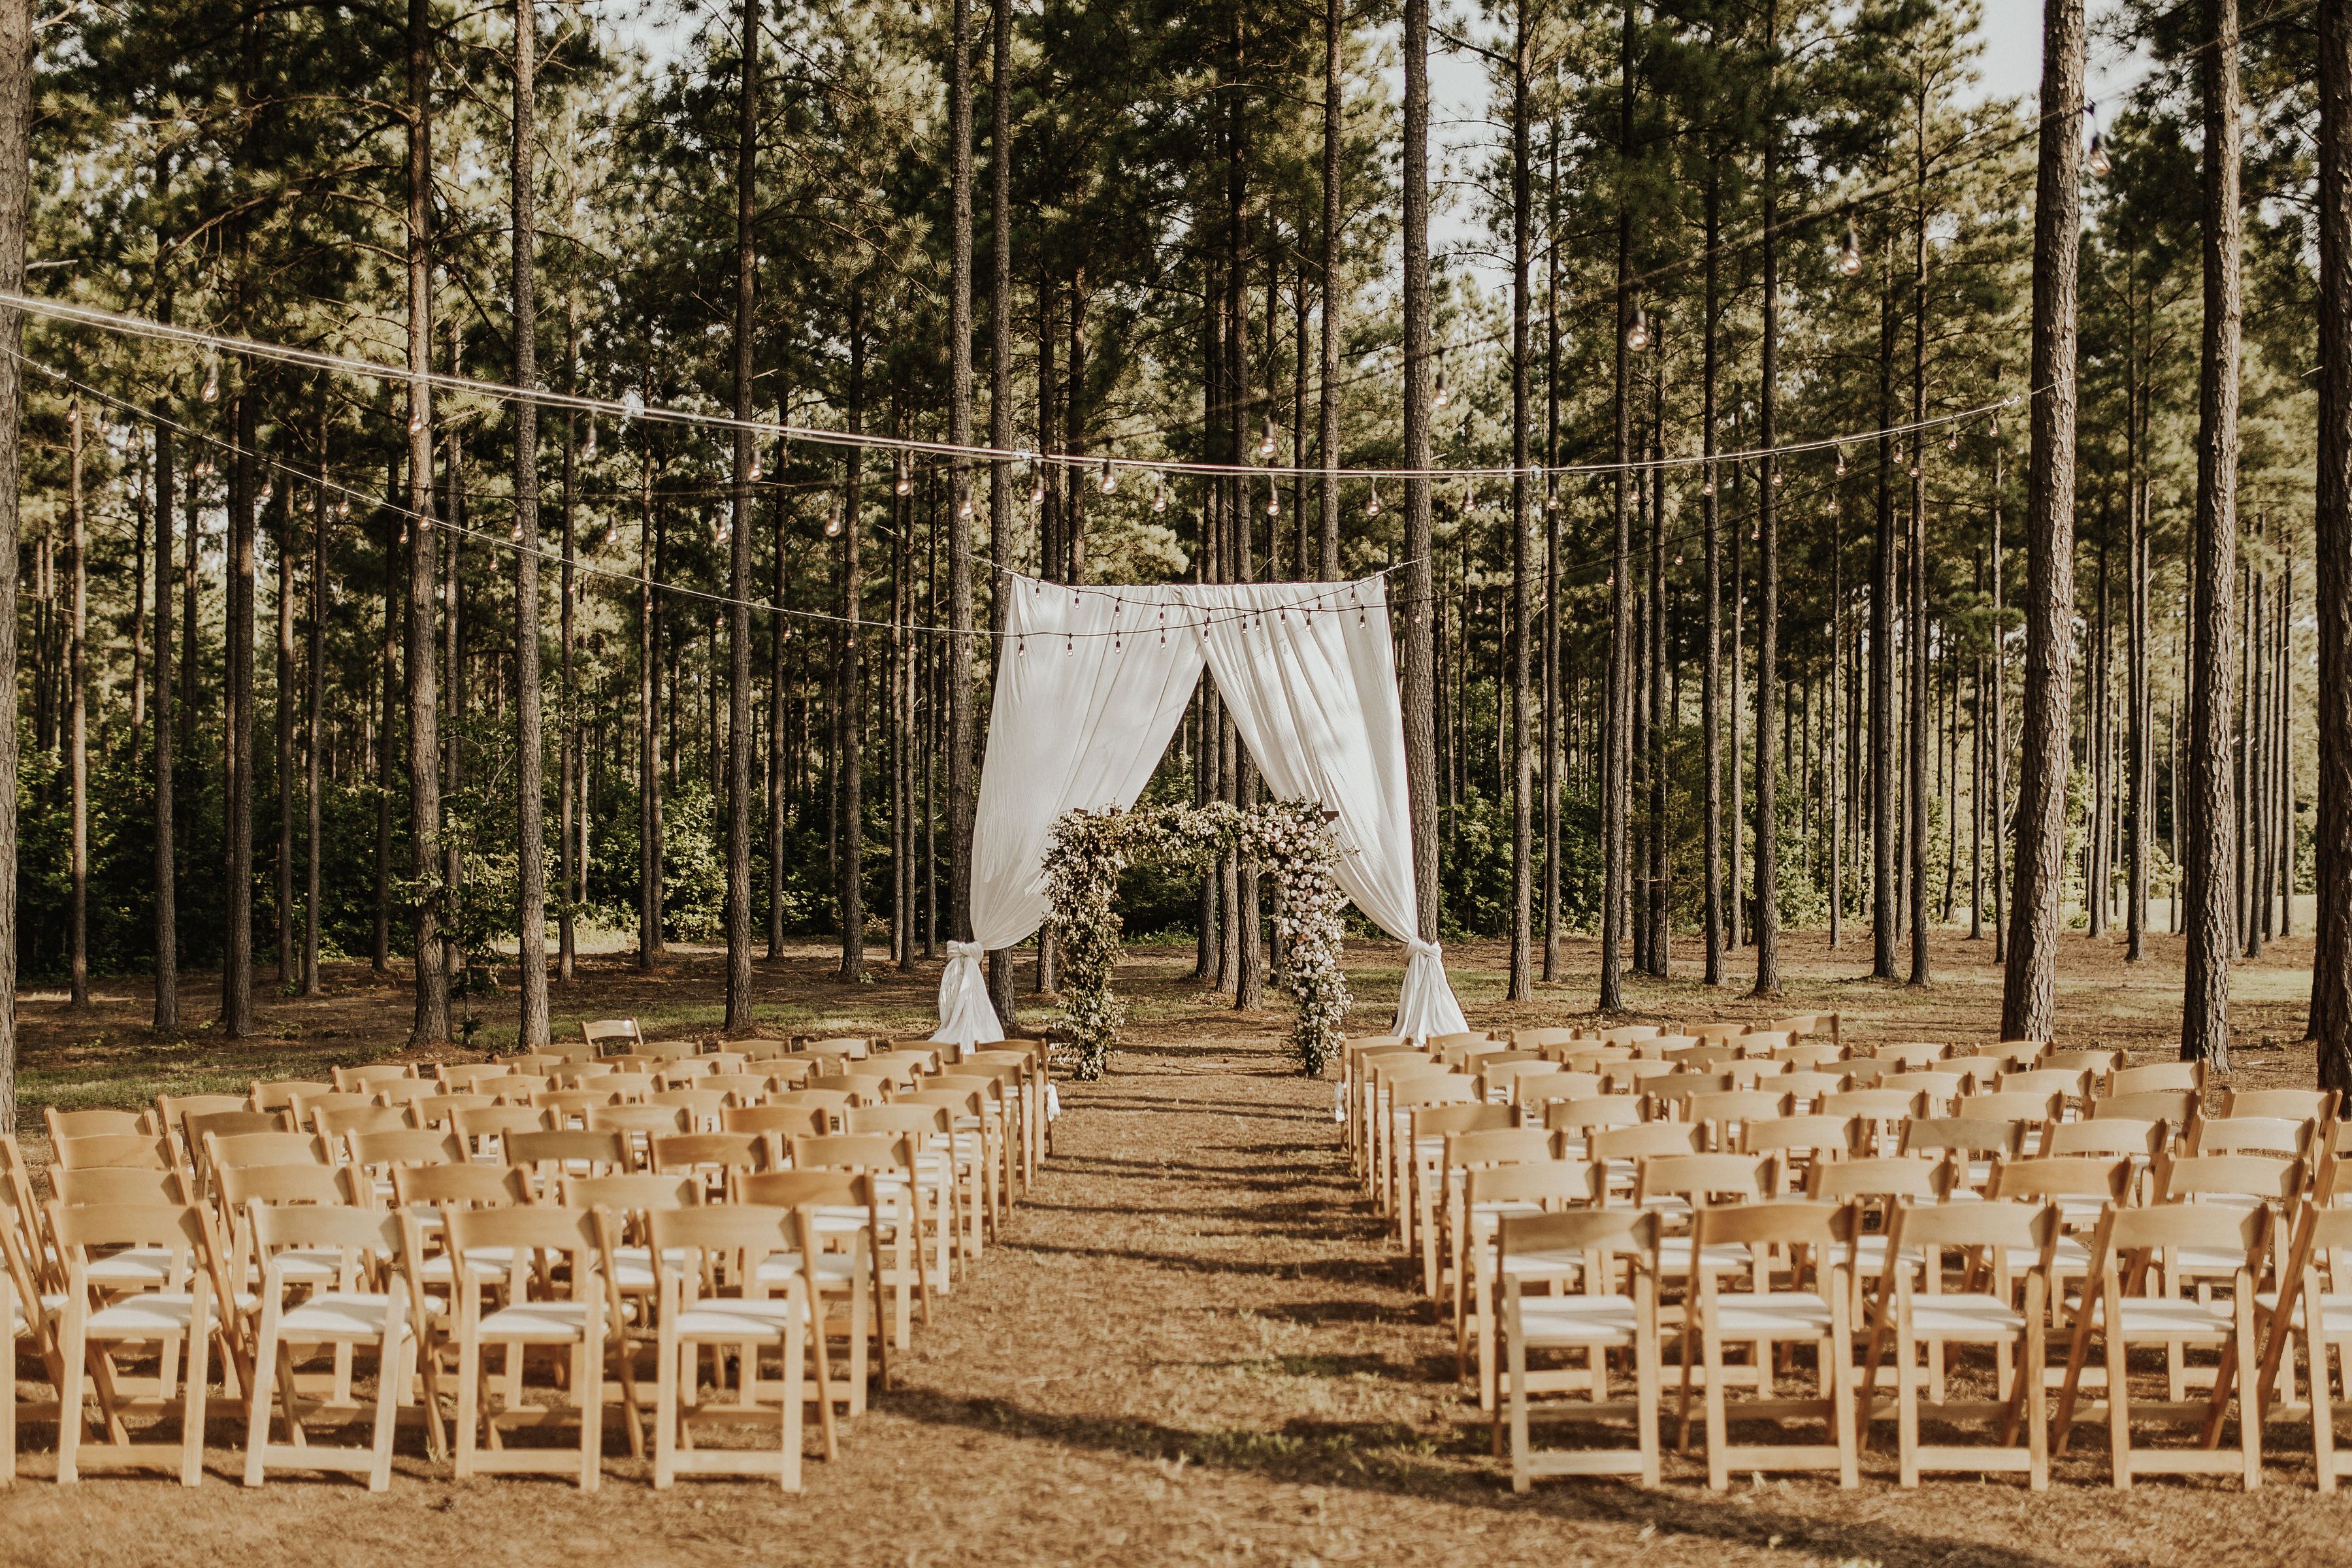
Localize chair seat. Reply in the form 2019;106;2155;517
478;1300;595;1343
87;1247;176;1288
1708;1291;1835;1339
1907;1292;2027;1337
609;1245;693;1293
1850;1235;1922;1277
279;1290;408;1341
1497;1251;1589;1283
2171;1245;2256;1277
752;1251;860;1287
2255;1290;2352;1335
672;1297;808;1341
2085;1296;2234;1339
415;1246;515;1286
265;1248;350;1288
2006;1238;2091;1273
1658;1237;1754;1276
1516;1293;1639;1347
85;1291;201;1339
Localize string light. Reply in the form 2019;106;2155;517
1029;474;1045;504
1266;490;1279;519
825;509;844;539
748;457;762;480
1152;479;1170;514
581;419;596;461
200;359;220;403
1702;476;1716;496
958;495;973;519
1364;484;1381;518
1098;457;1118;494
336;500;350;518
1835;446;1847;478
1837;218;1863;278
1625;304;1650;353
2085;103;2112;178
895;464;912;497
1258;415;1277;459
1432;363;1452;411
257;480;272;504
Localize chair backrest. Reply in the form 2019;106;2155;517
2221;1087;2338;1123
333;1062;419;1092
217;1160;358;1210
1635;1152;1775;1209
651;1088;732;1130
1982;1040;2048;1070
208;1131;332;1171
731;1037;797;1060
45;1107;153;1140
1516;1071;1605;1109
1690;1198;1855;1254
1774;1042;1848;1070
1939;1056;2010;1090
1643;1073;1735;1113
648;1133;771;1181
1466;1159;1601;1209
288;1090;377;1132
1774;1070;1852;1104
246;1201;408;1290
1686;1090;1793;1139
1987;1154;2132;1204
1428;1030;1495;1054
1593;1024;1663;1047
349;1128;465;1171
1746;1115;1861;1162
1682;1022;1752;1045
2110;1060;2204;1098
790;1132;915;1175
441;1203;605;1292
452;1103;553;1156
595;1072;660;1102
318;1103;412;1141
1807;1154;1953;1202
1600;1059;1676;1092
1443;1127;1555;1173
1821;1088;1929;1123
2153;1151;2303;1205
739;1168;872;1210
1411;1103;1514;1140
507;1128;630;1179
645;1203;807;1289
2042;1116;2164;1158
563;1173;698;1220
1887;1196;2058;1257
52;1166;188;1207
1588;1122;1700;1162
581;1017;643;1050
1878;1070;1963;1105
49;1201;210;1276
1389;1073;1477;1112
1510;1026;1585;1050
1545;1097;1643;1136
54;1133;172;1171
2042;1047;2122;1076
2094;1089;2198;1131
1665;1043;1743;1070
415;1092;495;1130
2100;1200;2266;1268
845;1104;953;1141
1900;1116;2028;1160
586;1103;691;1139
725;1103;829;1140
250;1079;334;1112
703;1073;779;1103
157;1092;252;1136
391;1161;531;1211
184;1111;291;1158
1873;1041;1947;1070
2187;1114;2315;1158
1496;1206;1660;1268
637;1039;702;1063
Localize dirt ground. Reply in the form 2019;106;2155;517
5;924;2349;1567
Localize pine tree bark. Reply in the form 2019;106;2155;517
1752;0;1782;997
304;430;323;997
373;464;394;975
1601;0;1635;1012
512;0;551;1048
0;0;21;1122
947;0;977;954
274;461;293;991
152;369;178;1030
405;0;449;1044
1319;0;1343;580
2181;0;2242;1064
1702;155;1724;986
987;0;1019;1025
557;296;579;984
839;285;868;986
1507;0;1533;1001
725;0;760;1026
225;379;257;1036
67;402;87;1007
1401;0;1441;957
1908;112;1931;985
2001;0;2085;1043
1873;228;1898;979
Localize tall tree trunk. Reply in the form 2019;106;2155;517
275;449;293;990
1319;0;1343;580
2001;0;2085;1043
510;0;549;1047
225;375;257;1036
1702;155;1723;985
769;419;789;962
1507;0;1533;1001
723;0;759;1027
947;0;977;955
1648;329;1669;979
986;0;1018;1023
557;295;578;984
404;0;448;1043
1752;0;1782;997
1991;433;2008;962
1542;119;1563;983
1401;0;1441;960
373;465;394;975
2128;314;2150;960
304;426;323;997
2181;0;2242;1066
152;359;178;1030
1601;0;1635;1012
1908;108;1931;985
840;286;868;985
0;0;21;1122
68;402;87;1007
638;439;662;968
1873;228;1898;979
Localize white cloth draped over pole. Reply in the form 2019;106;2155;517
930;572;1467;1048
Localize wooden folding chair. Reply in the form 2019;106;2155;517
740;1169;882;1413
46;1107;154;1143
2053;1200;2268;1488
333;1064;419;1095
1;1164;63;1484
50;1201;215;1485
647;1205;817;1490
240;1201;436;1487
2252;1201;2352;1489
1458;1158;1601;1411
1434;1127;1555;1313
441;1203;615;1488
1859;1198;2057;1488
507;1129;630;1196
1821;1088;1928;1157
1688;1090;1795;1154
1899;1117;2028;1196
1746;1115;1861;1194
1685;1199;1859;1488
1497;1208;1663;1490
791;1133;932;1348
452;1103;553;1164
581;1017;644;1054
847;1104;969;1279
648;1132;771;1203
250;1080;333;1116
1407;1104;1513;1279
2111;1060;2206;1099
54;1134;174;1173
1872;1041;1948;1070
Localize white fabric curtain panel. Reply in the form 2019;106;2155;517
931;572;1467;1048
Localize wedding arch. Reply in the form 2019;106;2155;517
931;572;1469;1066
1041;799;1352;1080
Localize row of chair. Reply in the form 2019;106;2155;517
1;1033;1059;1488
1341;1017;2352;1491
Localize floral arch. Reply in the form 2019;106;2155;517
1041;799;1352;1081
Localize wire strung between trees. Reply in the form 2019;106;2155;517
1;289;2037;484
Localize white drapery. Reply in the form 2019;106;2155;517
932;573;1467;1049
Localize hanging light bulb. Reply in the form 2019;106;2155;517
1544;492;1559;512
1947;425;1959;453
1098;458;1119;494
748;457;763;480
825;509;845;539
1258;415;1277;459
1152;480;1170;514
1703;476;1716;497
2086;129;2111;179
1835;446;1847;478
200;359;220;403
1029;472;1045;504
257;480;273;504
582;419;597;462
1432;363;1452;411
1364;484;1381;518
1625;304;1650;353
1771;468;1784;487
958;495;973;519
895;463;912;497
408;412;425;436
336;500;350;518
1836;218;1863;278
1266;491;1279;519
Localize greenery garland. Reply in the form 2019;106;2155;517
1041;799;1352;1081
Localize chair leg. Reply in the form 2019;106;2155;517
242;1313;279;1488
578;1331;604;1492
781;1315;805;1493
653;1331;678;1490
2025;1313;2050;1492
180;1294;212;1488
1896;1320;1919;1488
2108;1326;2132;1490
1635;1322;1661;1488
453;1330;479;1481
374;1325;414;1494
2238;1295;2262;1490
1505;1299;1529;1494
1703;1312;1730;1491
2317;1335;2338;1494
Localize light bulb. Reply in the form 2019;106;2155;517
1625;304;1650;353
1947;427;1959;452
896;470;912;497
408;414;424;436
1266;494;1278;518
1098;459;1117;493
1674;553;1683;566
1433;368;1451;410
257;480;272;504
748;459;762;480
1152;483;1169;514
336;500;350;518
1030;476;1045;504
1544;493;1558;512
201;361;220;403
1364;486;1381;518
1703;478;1716;496
1829;498;1840;516
582;421;597;461
825;511;844;538
958;497;973;519
1771;469;1784;487
1836;219;1863;278
1258;416;1277;459
2086;130;2111;178
1835;449;1846;478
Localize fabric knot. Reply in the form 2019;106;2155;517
1406;936;1442;960
947;940;986;960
